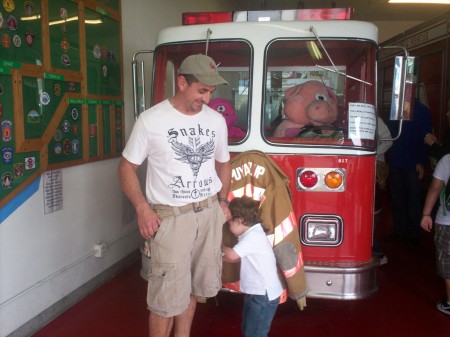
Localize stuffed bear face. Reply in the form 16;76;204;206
208;98;237;127
283;80;338;126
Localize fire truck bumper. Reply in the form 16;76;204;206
303;258;379;300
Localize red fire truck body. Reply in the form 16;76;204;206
134;8;406;300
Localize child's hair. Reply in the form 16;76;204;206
229;196;260;227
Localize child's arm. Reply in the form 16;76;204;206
222;245;241;263
421;177;444;232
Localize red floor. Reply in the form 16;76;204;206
33;192;450;337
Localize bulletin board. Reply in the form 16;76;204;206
0;0;123;207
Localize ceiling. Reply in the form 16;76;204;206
230;0;449;22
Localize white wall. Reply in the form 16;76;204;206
0;1;231;336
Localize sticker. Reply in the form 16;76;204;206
27;110;40;123
62;120;70;132
3;0;15;12
107;50;115;61
72;139;79;153
54;83;61;96
1;120;12;141
68;82;76;91
60;36;69;52
2;33;11;48
12;34;20;47
6;15;17;31
71;107;79;120
54;129;62;141
24;31;34;46
60;7;67;20
25;156;35;170
101;47;108;60
40;91;50;105
54;143;62;155
63;139;71;154
89;123;96;138
102;64;107;77
2;146;13;164
93;44;101;58
61;54;70;66
25;1;34;16
13;162;23;177
1;172;13;189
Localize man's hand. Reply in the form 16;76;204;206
136;203;161;239
296;296;307;311
219;201;232;221
416;163;425;180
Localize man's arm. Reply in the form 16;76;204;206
118;157;161;238
215;160;232;220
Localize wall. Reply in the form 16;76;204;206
374;20;423;43
0;1;230;336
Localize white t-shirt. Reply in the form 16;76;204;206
433;154;450;226
233;224;283;301
122;100;230;206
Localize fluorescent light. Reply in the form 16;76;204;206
388;0;450;3
49;17;103;25
20;15;102;25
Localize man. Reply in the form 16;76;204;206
118;54;232;337
387;99;433;249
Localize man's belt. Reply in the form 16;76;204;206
152;195;218;218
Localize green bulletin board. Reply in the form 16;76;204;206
49;0;80;71
0;0;123;207
85;6;121;96
1;0;43;65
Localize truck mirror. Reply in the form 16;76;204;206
389;56;417;121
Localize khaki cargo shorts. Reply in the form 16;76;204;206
146;197;225;317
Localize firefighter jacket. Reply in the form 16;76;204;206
222;150;308;307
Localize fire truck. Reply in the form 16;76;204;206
133;8;412;300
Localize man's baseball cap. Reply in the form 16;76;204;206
179;54;229;86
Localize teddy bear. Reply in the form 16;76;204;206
273;80;338;137
208;98;245;138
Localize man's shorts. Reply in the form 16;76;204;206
434;223;450;279
146;197;226;317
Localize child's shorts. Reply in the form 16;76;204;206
434;223;450;279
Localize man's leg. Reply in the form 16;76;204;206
389;168;407;238
149;312;173;337
445;279;450;301
174;295;197;337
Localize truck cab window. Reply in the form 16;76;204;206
152;41;252;144
264;39;377;150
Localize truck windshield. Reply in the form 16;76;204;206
152;40;252;143
264;39;377;149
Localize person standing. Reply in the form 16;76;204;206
222;196;283;337
387;99;433;248
424;104;450;162
118;54;232;337
420;153;450;316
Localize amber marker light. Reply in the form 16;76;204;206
324;171;343;189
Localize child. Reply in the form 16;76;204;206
222;196;283;337
421;153;450;316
